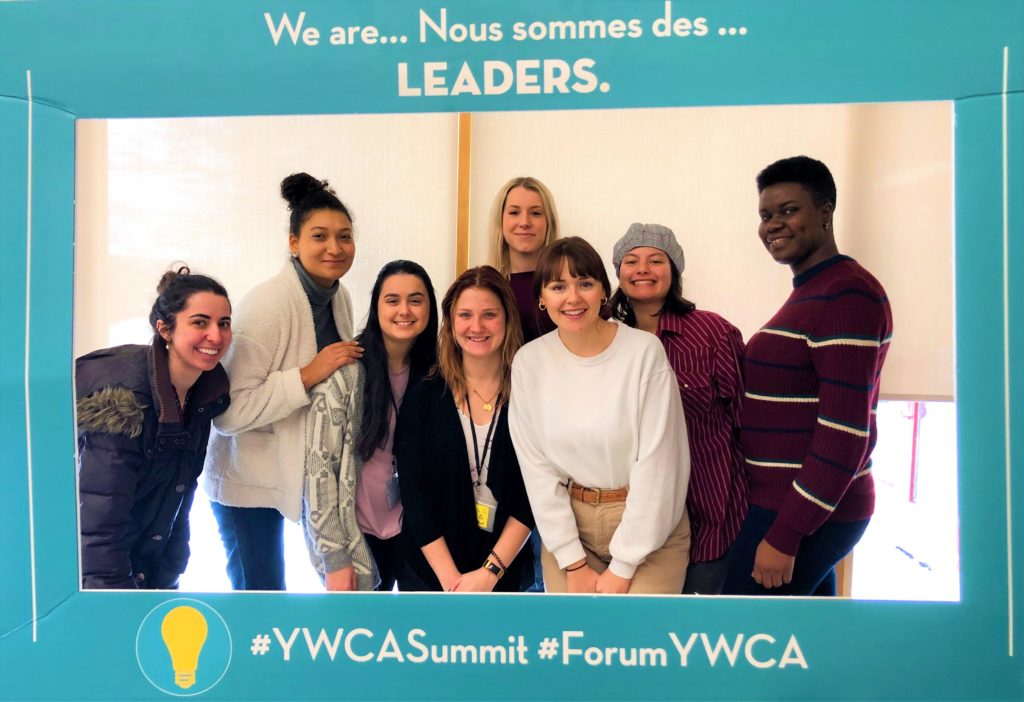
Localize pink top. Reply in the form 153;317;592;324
356;366;410;539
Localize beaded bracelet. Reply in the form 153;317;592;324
488;549;508;571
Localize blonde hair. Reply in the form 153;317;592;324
488;176;560;278
436;266;523;405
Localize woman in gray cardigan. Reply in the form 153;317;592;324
203;173;362;591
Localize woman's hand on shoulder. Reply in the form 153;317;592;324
595;569;631;594
451;568;498;593
301;341;364;390
325;564;357;591
565;561;599;594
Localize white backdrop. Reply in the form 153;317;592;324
468;102;953;399
76;103;952;395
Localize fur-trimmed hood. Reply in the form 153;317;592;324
76;386;146;438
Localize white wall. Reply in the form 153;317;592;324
468;102;953;399
74;113;459;355
76;102;953;400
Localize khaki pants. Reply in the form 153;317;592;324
541;497;690;594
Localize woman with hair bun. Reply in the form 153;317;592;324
77;266;232;589
204;172;363;591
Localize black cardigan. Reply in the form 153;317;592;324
394;375;535;592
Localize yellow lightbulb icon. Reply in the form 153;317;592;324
160;605;208;689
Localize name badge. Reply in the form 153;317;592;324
474;483;498;533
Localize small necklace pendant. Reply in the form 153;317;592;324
482;402;494;412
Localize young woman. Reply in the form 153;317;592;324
394;266;535;592
204;172;363;591
723;156;892;596
303;260;439;591
509;237;691;595
77;267;232;589
489;176;560;592
610;223;747;595
489;176;560;343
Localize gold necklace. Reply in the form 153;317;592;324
471;387;499;412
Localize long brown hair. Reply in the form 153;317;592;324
436;266;523;405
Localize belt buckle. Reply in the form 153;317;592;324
591;487;601;506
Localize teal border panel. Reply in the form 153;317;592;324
0;2;1021;700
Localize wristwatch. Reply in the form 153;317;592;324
482;559;504;580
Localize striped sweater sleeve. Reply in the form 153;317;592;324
764;279;892;555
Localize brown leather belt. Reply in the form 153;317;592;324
569;483;629;505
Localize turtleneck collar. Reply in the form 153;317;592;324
291;256;338;309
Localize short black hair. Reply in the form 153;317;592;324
756;156;837;208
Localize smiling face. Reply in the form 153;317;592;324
289;208;355;287
158;291;233;377
377;273;430;347
502;186;549;258
451;286;506;360
617;246;672;306
757;182;836;275
540;259;605;334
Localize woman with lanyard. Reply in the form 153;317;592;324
394;266;535;592
302;260;439;591
204;172;362;591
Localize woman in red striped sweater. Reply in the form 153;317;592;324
610;223;748;595
722;156;892;596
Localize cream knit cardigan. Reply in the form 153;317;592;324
203;260;354;522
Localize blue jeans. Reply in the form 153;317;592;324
722;504;869;596
211;502;286;591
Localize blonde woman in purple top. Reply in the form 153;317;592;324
489;176;560;343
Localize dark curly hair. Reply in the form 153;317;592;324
280;172;353;235
149;264;230;332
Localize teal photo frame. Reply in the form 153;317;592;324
1;1;1021;699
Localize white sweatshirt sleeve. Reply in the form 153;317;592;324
606;358;691;579
509;361;587;569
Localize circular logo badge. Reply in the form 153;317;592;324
136;598;232;697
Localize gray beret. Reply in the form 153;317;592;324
612;223;685;276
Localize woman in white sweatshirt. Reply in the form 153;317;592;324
203;172;362;590
508;237;691;594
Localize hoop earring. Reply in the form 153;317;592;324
538;301;546;311
601;297;608;306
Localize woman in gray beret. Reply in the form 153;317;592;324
610;223;748;595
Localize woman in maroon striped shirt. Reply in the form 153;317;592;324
610;223;748;594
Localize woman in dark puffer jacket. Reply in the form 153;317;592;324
76;266;232;589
